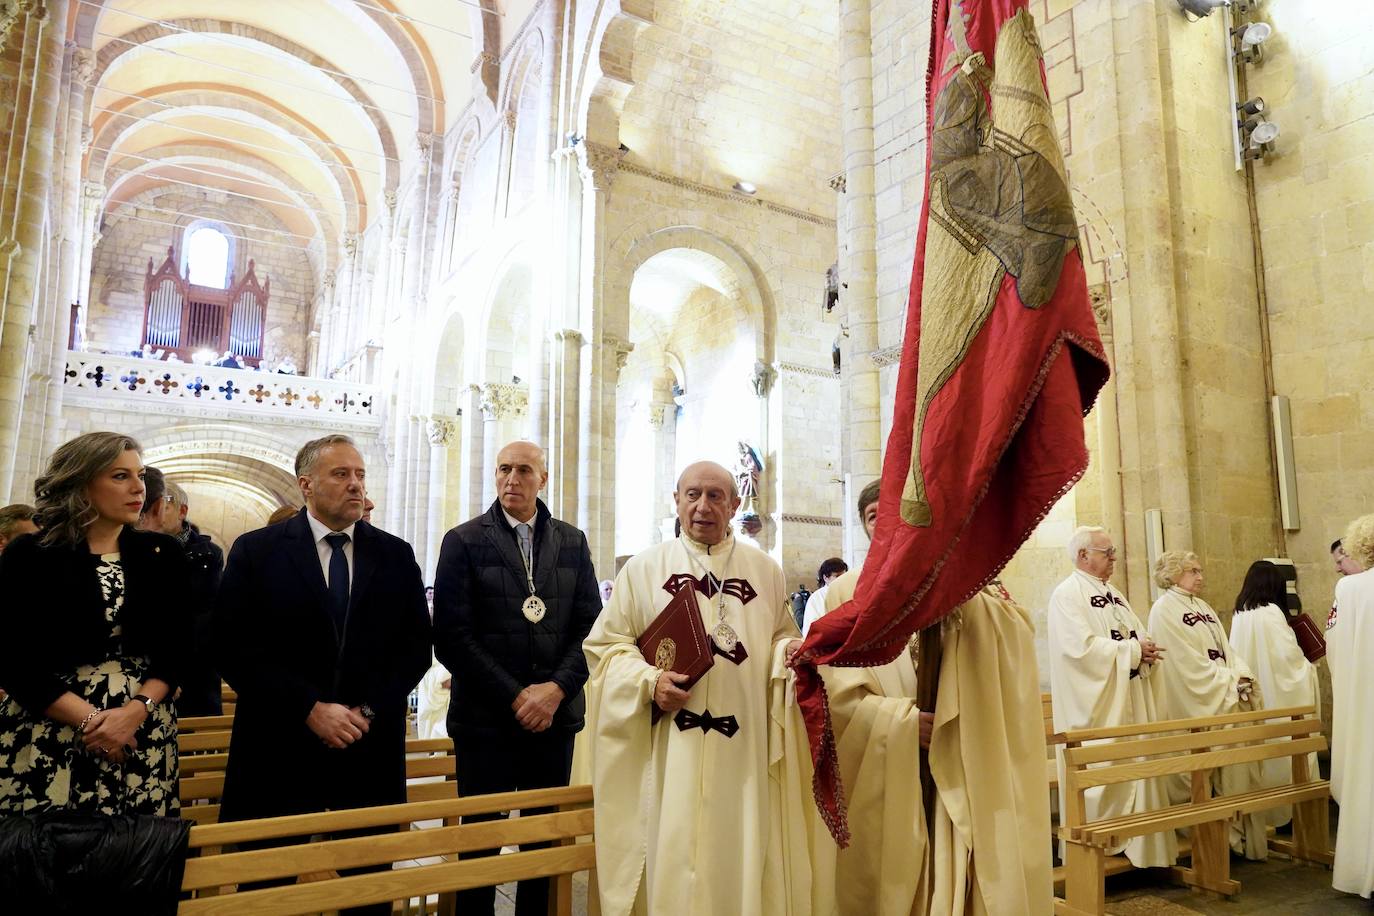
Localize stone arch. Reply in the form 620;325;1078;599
575;0;656;147
73;0;441;135
431;308;467;418
611;224;776;366
90;19;400;192
478;255;535;384
501;29;546;214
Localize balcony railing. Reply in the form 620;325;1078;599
62;350;380;428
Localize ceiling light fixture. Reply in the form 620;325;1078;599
732;181;757;195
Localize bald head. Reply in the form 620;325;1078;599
495;440;548;522
675;461;740;545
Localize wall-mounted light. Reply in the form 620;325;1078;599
1236;96;1265;117
1232;20;1271;62
1178;0;1228;18
1243;120;1280;160
732;181;757;195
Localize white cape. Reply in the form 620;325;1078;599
1331;569;1374;898
1047;571;1176;867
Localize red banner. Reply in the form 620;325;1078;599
796;0;1111;845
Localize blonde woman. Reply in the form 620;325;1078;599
0;432;190;815
1148;550;1266;858
1330;513;1374;899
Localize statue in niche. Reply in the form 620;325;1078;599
822;261;841;315
735;441;764;537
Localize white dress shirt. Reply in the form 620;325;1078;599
307;511;355;589
502;506;536;568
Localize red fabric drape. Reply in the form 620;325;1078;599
795;0;1111;845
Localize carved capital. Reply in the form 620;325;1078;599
501;109;517;133
80;124;93;154
383;189;398;212
1089;285;1112;337
426;416;456;447
603;333;634;371
749;359;776;398
479;382;529;420
554;328;584;346
578;142;626;192
415;132;434;158
81;180;105;204
647;404;667;430
341;233;359;260
72;47;95;86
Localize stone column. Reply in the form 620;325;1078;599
424;415;456;578
588;333;632;574
460;383;485;518
479;382;530;507
1090;289;1126;550
495;109;517;217
0;0;68;501
74;179;104;331
836;0;880;560
648;388;677;545
369;190;397;343
548;327;583;518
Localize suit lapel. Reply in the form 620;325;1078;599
349;522;377;611
284;511;332;630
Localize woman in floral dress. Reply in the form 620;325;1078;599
0;432;190;815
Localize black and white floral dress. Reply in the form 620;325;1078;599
0;552;179;815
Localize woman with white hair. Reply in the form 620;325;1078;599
1148;550;1266;858
1330;513;1374;899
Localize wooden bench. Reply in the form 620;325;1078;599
177;785;594;916
1056;704;1330;916
180;737;458;826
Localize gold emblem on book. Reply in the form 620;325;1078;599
654;638;677;670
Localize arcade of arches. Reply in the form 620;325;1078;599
0;0;1371;691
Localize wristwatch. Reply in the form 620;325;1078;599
132;694;155;712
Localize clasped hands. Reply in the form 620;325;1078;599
1139;637;1165;666
81;701;148;763
512;682;565;733
308;702;371;749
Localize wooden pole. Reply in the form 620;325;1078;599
916;620;943;827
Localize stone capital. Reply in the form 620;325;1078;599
648;403;667;430
554;328;585;346
480;382;529;420
72;47;95;86
341;233;359;261
501;109;518;133
383;189;398;212
578;142;626;192
426;415;456;446
603;333;634;371
470;51;497;74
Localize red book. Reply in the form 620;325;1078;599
1288;613;1327;663
638;582;714;718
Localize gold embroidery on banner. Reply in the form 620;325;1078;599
903;7;1080;527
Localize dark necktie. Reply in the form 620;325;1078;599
324;532;350;636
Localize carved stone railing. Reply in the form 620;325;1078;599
62;350;380;430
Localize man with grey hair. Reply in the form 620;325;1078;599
215;434;431;913
580;460;810;916
156;482;225;716
0;503;38;554
433;440;602;916
1047;526;1174;868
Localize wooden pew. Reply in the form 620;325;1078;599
177;785;594;916
1055;704;1330;916
179;737;457;826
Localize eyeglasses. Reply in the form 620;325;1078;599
162;495;176;504
1085;546;1117;559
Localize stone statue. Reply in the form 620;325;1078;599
735;441;763;513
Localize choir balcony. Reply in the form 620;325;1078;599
62;350;381;432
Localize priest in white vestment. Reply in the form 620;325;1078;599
580;461;814;916
1148;550;1266;859
1228;559;1320;827
808;480;1051;916
1047;526;1177;868
1331;514;1374;898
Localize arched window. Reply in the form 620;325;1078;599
184;223;231;288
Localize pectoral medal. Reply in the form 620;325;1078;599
522;595;547;623
712;622;739;653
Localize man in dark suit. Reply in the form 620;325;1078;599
434;440;602;916
214;434;431;913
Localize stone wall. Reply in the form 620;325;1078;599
87;190;315;367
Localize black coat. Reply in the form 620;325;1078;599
213;509;431;821
433;500;602;737
174;525;224;717
0;528;191;714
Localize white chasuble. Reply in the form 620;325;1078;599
580;534;815;916
1331;569;1374;898
1047;571;1176;867
1228;602;1320;827
1148;587;1266;858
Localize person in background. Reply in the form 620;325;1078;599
598;579;614;606
157;482;225;717
1332;539;1363;577
801;557;849;637
136;466;170;532
362;496;375;524
1229;559;1319;828
266;505;298;526
0;432;189;816
0;503;38;554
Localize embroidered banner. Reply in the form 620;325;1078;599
794;0;1110;845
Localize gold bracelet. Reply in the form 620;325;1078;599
77;710;99;733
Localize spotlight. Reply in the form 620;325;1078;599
1249;121;1280;145
1236;97;1265;117
1178;0;1227;17
1233;21;1272;62
732;181;757;195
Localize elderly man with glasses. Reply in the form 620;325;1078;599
1046;526;1176;869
